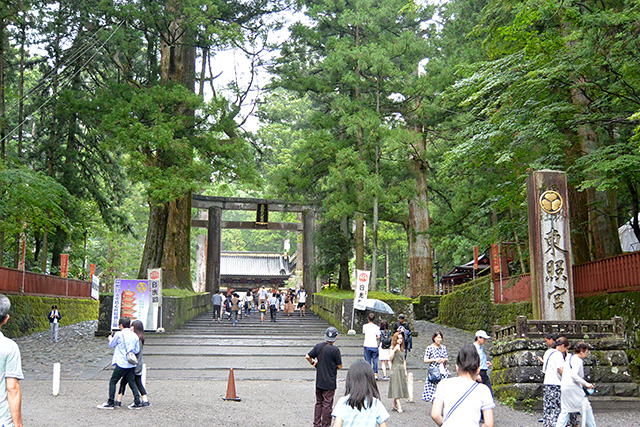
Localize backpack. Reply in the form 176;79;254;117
380;330;392;349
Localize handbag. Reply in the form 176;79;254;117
127;351;138;365
427;364;442;383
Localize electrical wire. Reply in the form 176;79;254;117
0;20;125;147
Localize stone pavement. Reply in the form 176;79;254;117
11;317;640;426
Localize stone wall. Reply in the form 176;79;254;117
312;293;415;333
491;332;639;409
413;295;440;321
97;293;210;335
1;294;98;338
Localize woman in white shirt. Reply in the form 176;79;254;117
540;336;571;427
556;342;596;427
431;343;495;427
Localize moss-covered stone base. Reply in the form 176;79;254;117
1;294;98;338
413;295;440;321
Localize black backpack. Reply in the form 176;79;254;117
380;330;392;349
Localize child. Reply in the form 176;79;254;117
332;360;389;427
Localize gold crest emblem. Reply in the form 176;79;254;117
540;191;563;214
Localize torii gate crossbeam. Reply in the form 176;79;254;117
191;195;317;294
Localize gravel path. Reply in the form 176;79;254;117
10;319;640;426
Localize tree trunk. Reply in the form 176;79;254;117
338;214;351;290
407;131;433;297
355;212;365;270
139;1;197;289
161;193;193;288
571;85;622;259
138;201;169;278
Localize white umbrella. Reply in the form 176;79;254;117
355;298;394;315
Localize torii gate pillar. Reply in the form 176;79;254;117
302;208;317;294
205;206;222;294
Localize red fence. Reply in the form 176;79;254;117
0;266;91;299
494;251;640;303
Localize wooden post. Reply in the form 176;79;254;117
527;170;575;320
206;206;222;294
302;209;316;294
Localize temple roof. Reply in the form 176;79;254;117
220;251;292;278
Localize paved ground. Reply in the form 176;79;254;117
11;317;640;426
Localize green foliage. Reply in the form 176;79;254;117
438;276;495;332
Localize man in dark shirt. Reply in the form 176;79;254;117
305;327;343;427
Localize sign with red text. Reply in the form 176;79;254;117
353;270;371;310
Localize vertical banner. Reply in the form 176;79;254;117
60;254;69;278
491;244;501;276
148;268;162;330
110;279;154;330
91;275;100;301
473;246;479;270
353;270;371;310
90;263;95;281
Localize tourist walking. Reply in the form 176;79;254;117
298;287;307;316
259;299;267;323
556;342;596;427
331;360;389;427
388;331;409;413
422;330;449;403
0;294;24;427
231;293;240;325
474;330;493;394
116;320;150;407
540;336;576;427
269;292;278;322
362;312;381;380
47;305;62;343
306;327;343;427
243;291;253;317
224;294;233;320
284;292;294;318
431;343;495;427
97;316;143;409
211;291;223;320
378;320;392;380
392;314;412;357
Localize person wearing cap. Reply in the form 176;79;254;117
306;327;343;427
473;330;493;394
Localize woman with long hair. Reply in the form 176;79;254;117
388;332;409;413
331;360;389;426
422;330;449;403
556;342;596;427
378;320;392;380
115;320;150;408
431;343;495;427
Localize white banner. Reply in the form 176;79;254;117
353;269;370;310
148;268;162;330
91;275;100;301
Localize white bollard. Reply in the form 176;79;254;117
141;363;147;388
407;372;414;402
52;363;60;396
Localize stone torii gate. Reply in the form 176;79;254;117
191;195;317;294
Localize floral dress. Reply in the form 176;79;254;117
421;344;449;402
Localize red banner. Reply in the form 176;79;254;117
473;246;479;270
90;263;95;280
491;244;501;275
60;254;69;278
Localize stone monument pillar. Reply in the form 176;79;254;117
527;170;575;320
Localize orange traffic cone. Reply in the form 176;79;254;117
222;368;241;401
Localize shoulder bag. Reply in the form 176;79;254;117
442;381;479;423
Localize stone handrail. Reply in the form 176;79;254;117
493;315;625;342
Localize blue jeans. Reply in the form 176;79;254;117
364;347;379;374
